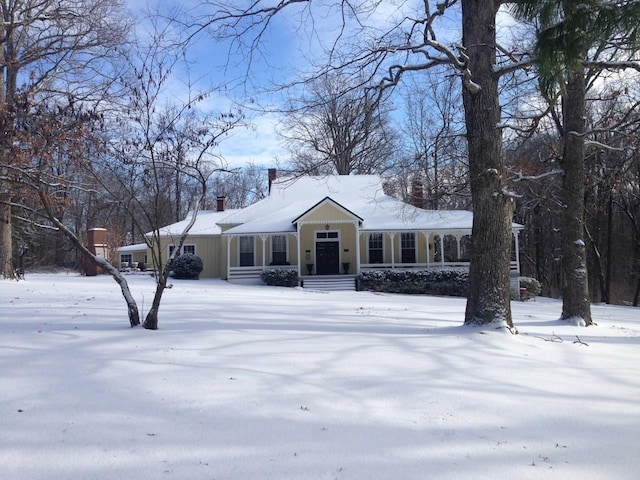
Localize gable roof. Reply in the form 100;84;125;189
292;196;364;225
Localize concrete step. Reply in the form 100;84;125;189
302;276;356;291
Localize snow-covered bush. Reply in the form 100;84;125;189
358;268;469;297
519;276;542;297
171;254;203;279
261;268;299;287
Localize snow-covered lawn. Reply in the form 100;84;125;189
2;273;639;479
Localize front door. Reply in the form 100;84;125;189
316;241;340;275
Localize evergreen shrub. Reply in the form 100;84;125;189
261;268;299;287
171;253;204;279
359;268;469;297
519;276;542;296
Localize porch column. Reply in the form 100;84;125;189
226;235;233;280
388;232;396;267
514;231;521;274
296;224;302;278
439;233;445;267
422;231;431;267
354;221;361;274
260;234;268;270
456;235;461;261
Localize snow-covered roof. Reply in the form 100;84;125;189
116;243;147;253
220;175;486;235
151;209;239;237
149;176;522;238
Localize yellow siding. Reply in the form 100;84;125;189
153;235;223;278
300;202;356;223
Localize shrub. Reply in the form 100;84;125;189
358;268;469;297
519;276;542;296
261;268;299;287
171;253;203;279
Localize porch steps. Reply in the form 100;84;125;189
302;276;356;291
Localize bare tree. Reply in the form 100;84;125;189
280;72;397;175
0;0;131;279
396;68;469;210
96;24;245;330
6;95;142;326
5;7;244;329
207;164;268;208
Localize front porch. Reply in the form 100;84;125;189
225;230;520;286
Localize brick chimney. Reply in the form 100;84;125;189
86;228;107;276
216;196;226;212
411;179;424;209
268;168;277;193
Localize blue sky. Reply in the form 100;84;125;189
124;1;521;170
126;0;305;168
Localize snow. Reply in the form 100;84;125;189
157;209;241;237
2;273;640;480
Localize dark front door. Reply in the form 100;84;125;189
316;241;340;275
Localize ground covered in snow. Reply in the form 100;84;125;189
2;273;639;479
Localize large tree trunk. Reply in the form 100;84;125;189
560;71;592;325
0;196;14;279
461;0;515;329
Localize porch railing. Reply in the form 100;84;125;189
360;260;519;272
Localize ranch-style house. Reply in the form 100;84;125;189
116;171;523;291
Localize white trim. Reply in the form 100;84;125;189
299;219;356;226
260;234;267;268
226;235;232;279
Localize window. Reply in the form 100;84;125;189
401;232;416;263
316;231;339;239
239;236;255;267
120;254;132;265
168;244;196;260
443;235;458;262
368;233;383;263
271;235;287;264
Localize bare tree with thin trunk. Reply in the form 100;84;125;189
96;24;245;329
